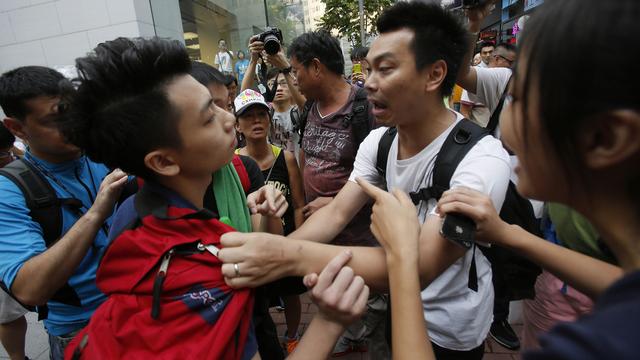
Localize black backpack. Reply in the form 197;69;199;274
297;87;371;149
376;119;542;297
0;159;136;320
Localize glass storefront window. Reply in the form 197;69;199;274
151;0;306;70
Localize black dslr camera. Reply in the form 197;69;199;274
258;27;283;55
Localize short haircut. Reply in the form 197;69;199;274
376;2;468;96
62;37;191;180
480;41;495;50
0;66;70;120
266;67;281;82
190;61;227;87
350;46;369;62
224;74;237;87
495;42;516;54
288;30;344;76
0;121;15;149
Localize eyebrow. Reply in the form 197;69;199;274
367;52;396;65
200;98;213;115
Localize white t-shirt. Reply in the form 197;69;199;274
349;111;511;350
460;89;490;127
473;67;512;116
270;107;300;157
214;51;233;73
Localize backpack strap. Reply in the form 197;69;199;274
0;158;83;319
297;100;314;146
343;87;372;149
0;159;62;246
375;127;398;189
231;155;251;193
485;75;512;135
419;119;489;202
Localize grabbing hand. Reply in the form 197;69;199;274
302;196;332;219
90;169;128;220
466;0;497;31
437;187;509;245
266;49;290;70
351;72;366;85
218;232;291;288
356;177;421;260
304;251;369;327
248;36;264;62
247;184;288;218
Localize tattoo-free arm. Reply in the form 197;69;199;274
497;225;622;298
11;169;127;305
285;151;305;229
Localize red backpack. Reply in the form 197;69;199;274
65;186;255;360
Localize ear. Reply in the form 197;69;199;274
579;110;640;169
311;58;322;78
424;60;447;93
3;117;27;139
144;149;180;177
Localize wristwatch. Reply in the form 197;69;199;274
280;66;292;75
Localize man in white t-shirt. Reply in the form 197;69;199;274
218;3;511;358
214;39;234;76
460;43;516;127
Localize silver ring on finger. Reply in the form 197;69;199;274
234;263;240;277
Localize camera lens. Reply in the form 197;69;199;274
263;34;280;55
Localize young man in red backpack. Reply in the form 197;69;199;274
59;37;369;360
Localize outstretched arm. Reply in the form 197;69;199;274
10;169;128;305
241;37;262;92
437;187;623;298
456;1;497;93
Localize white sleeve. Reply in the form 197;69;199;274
474;67;512;115
448;136;512;213
214;53;220;66
348;127;388;188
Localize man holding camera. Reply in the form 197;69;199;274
214;39;234;77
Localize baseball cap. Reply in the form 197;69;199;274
234;89;270;117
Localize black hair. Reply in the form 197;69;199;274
376;2;468;96
190;61;227;87
266;67;281;82
224;75;238;87
62;37;191;180
0;66;71;120
517;0;640;202
480;41;495;50
495;42;516;54
288;30;344;76
0;121;15;149
237;50;246;58
350;46;369;62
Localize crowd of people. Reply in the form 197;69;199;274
0;0;638;359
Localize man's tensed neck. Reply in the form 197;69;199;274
395;99;455;160
313;76;351;110
272;99;292;113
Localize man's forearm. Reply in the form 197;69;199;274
241;60;258;92
288;201;345;243
283;72;306;110
11;209;107;305
501;225;623;298
285;240;391;291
